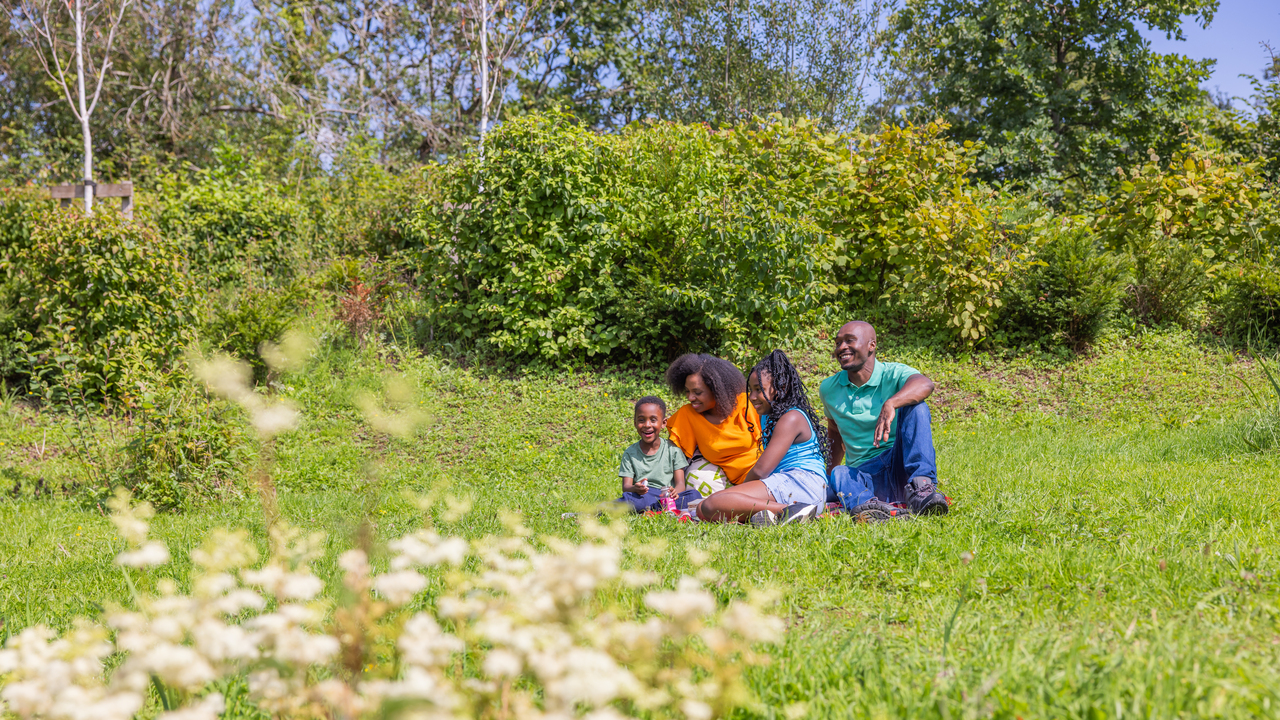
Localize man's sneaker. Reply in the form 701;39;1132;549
750;509;778;526
846;499;909;523
905;477;949;516
777;503;822;525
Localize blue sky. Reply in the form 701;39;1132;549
1142;0;1280;106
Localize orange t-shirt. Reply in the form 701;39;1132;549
667;393;762;485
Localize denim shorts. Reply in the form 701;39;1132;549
760;467;829;506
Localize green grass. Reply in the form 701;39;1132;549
3;323;1280;719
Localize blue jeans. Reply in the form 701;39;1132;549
616;487;704;513
828;402;938;508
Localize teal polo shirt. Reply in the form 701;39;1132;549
819;360;921;467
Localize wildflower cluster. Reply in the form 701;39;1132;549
0;496;780;720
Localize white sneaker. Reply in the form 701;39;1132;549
778;503;822;525
750;510;778;527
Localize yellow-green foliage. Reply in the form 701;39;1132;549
3;207;195;399
1099;148;1280;327
413;112;1018;361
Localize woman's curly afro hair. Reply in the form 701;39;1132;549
665;353;746;418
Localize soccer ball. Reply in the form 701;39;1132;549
685;456;727;497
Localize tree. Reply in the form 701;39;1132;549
5;0;132;213
886;0;1220;198
608;0;892;130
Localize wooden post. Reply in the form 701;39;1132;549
49;182;133;219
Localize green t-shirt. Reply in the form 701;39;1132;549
618;438;686;490
819;359;920;468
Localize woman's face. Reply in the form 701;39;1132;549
747;370;773;417
685;372;717;416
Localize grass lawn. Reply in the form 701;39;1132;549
2;325;1280;719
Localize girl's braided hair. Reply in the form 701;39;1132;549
665;353;746;420
750;350;829;464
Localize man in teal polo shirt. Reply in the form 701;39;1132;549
819;321;949;519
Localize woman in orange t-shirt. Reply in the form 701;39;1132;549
665;354;761;490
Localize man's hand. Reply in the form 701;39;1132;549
874;401;897;447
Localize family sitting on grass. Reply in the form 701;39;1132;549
612;321;950;525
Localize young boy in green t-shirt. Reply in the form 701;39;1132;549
617;396;703;513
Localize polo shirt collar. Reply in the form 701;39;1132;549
840;358;883;388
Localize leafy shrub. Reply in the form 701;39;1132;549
153;147;314;287
203;282;310;382
996;219;1128;351
79;366;250;511
2;206;195;399
1218;261;1280;345
320;256;412;346
0;190;48;381
413;112;1018;362
1099;150;1280;327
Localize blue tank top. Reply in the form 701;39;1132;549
761;410;827;477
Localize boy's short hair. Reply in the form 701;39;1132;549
634;395;667;415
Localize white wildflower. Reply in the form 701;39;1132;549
209;588;266;615
399;614;463;668
389;531;469;569
193;619;259;662
251;401;299;437
190;529;257;573
106;488;154;546
482;649;522;678
540;648;639;707
140;644;217;690
682;699;713;720
645;576;717;622
721;601;784;643
116;541;171;568
338;548;371;592
373;570;427;606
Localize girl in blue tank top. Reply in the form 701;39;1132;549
694;350;831;525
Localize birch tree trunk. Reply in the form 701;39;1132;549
74;0;95;215
478;0;489;162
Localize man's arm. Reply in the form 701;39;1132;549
826;418;845;474
873;373;935;446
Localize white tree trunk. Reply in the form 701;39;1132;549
478;0;489;161
74;0;94;215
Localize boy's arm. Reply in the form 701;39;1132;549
670;467;687;495
621;475;642;494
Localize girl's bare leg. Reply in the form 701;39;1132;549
697;481;785;523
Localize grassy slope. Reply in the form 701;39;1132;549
2;323;1280;719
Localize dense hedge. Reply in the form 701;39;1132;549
407;112;1020;360
0;199;195;399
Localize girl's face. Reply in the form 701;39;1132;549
747;370;773;416
685;372;717;416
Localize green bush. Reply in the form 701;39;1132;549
1099;149;1280;328
153;147;314;287
996;219;1129;351
1218;261;1280;346
412;112;1018;362
0;190;48;381
203;282;310;382
2;205;195;400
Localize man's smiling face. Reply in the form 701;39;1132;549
833;321;876;374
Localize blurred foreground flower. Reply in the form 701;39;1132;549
0;493;780;720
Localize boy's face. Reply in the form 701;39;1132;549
633;402;665;444
747;370;773;416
